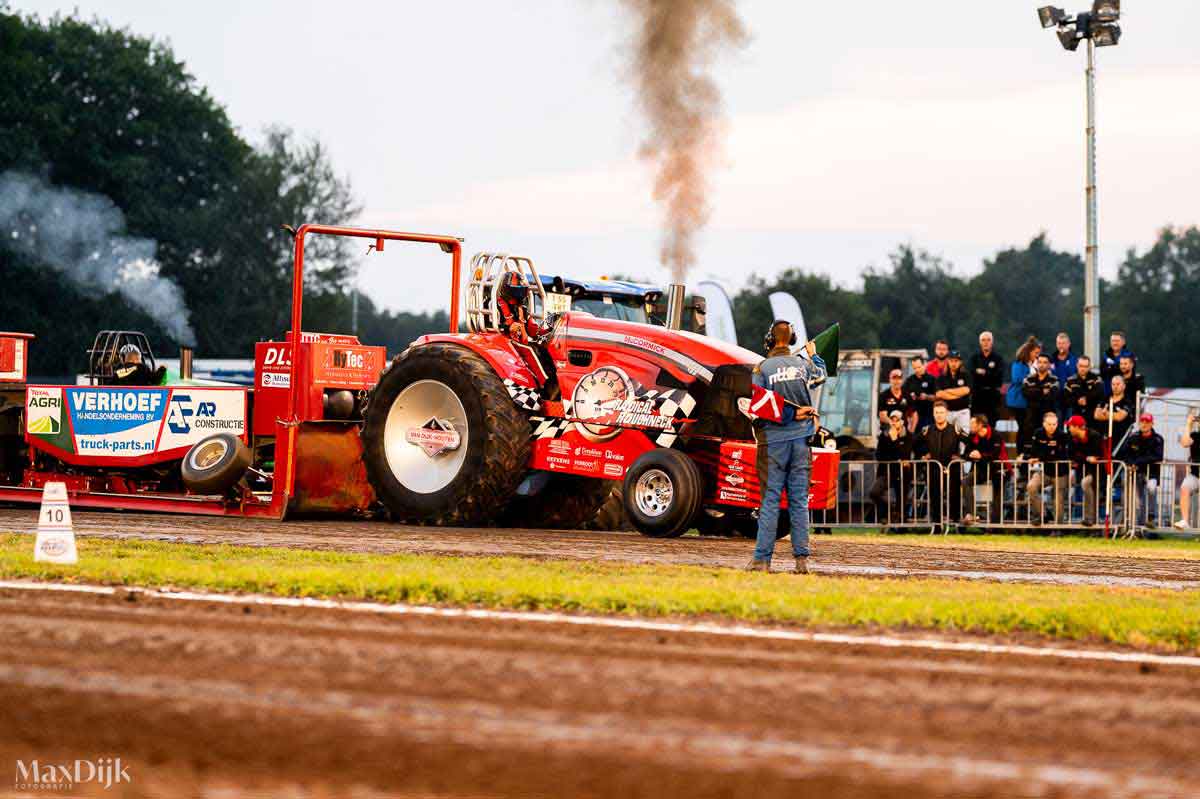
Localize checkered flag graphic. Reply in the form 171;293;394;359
530;416;571;439
504;379;542;411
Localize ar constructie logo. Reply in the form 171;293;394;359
14;757;131;791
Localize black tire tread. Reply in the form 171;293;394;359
501;474;612;530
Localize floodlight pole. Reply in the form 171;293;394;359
1083;36;1100;364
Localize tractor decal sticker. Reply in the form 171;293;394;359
564;328;715;382
566;366;696;444
25;387;73;453
503;379;542;411
65;387;168;456
405;417;462;458
157;390;247;452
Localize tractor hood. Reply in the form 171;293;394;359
558;312;759;384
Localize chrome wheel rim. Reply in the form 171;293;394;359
634;468;674;517
383;379;469;494
190;439;228;470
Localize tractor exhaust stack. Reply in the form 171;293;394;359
665;284;686;330
179;346;194;380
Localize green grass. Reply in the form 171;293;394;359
1;534;1198;653
824;529;1200;560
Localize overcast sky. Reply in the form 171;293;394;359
16;1;1200;313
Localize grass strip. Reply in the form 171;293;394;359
1;534;1197;653
823;529;1200;561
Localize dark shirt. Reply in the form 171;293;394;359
902;373;936;420
965;427;1002;462
1021;371;1060;421
875;430;913;463
967;351;1005;394
1124;430;1164;479
1188;433;1200;477
1116;371;1145;398
878;388;908;420
1025;426;1070;463
112;362;155;386
917;422;963;464
1101;393;1136;451
1100;346;1133;387
1068;428;1106;469
935;367;971;412
1063;372;1104;420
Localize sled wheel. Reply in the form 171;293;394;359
501;474;612;530
361;343;530;525
623;449;703;538
181;433;252;495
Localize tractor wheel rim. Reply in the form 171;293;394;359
191;439;228;470
384;379;469;494
634;468;674;517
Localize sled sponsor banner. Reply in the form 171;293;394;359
157;389;247;452
310;342;384;388
530;427;653;479
64;387;168;456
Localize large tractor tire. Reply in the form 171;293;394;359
501;474;612;530
585;482;633;531
361;344;531;526
622;449;703;538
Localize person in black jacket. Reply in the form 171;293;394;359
1024;411;1070;526
1066;415;1105;526
962;413;1004;524
968;331;1005;429
902;356;937;431
1124;413;1164;528
1095;374;1135;453
1063;355;1104;422
1117;356;1146;399
934;351;972;435
917;401;964;527
869;410;913;526
1021;354;1060;439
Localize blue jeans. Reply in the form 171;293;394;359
754;437;811;561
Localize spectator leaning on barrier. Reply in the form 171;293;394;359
1021;353;1060;447
903;355;936;431
1066;415;1104;527
1096;374;1134;452
1007;336;1042;450
935;350;972;435
917;401;965;529
869;410;913;527
1024;411;1070;527
1101;330;1133;392
963;413;1004;524
927;339;950;378
1064;355;1104;423
1118;355;1145;399
745;320;825;575
968;331;1005;429
1124;413;1164;528
1175;409;1200;530
878;368;908;428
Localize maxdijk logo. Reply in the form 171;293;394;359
14;757;131;791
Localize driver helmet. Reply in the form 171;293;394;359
118;343;142;364
498;271;529;306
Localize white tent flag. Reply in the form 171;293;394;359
768;292;807;347
694;280;738;346
34;482;77;565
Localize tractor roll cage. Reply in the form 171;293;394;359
87;330;157;384
465;252;548;335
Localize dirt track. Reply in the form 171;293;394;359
2;508;1197;589
1;584;1198;798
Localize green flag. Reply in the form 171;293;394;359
810;323;840;377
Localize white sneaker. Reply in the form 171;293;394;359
1174;519;1188;531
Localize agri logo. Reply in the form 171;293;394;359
25;387;62;436
167;395;217;434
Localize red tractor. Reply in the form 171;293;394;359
361;246;839;537
0;225;837;535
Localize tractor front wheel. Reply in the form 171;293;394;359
622;449;703;538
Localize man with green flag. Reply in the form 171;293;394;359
745;320;833;574
808;322;839;378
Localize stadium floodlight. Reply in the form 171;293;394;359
1091;0;1119;23
1092;23;1121;47
1035;5;1124;364
1057;26;1081;50
1038;6;1067;28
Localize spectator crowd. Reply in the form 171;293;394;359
866;330;1197;533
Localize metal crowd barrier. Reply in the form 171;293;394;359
806;457;1200;538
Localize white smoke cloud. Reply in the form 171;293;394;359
0;170;196;346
